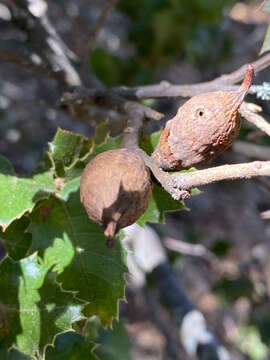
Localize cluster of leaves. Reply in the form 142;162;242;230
0;124;186;359
91;0;235;86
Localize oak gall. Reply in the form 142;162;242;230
80;148;152;247
152;65;254;171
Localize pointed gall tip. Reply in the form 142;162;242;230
104;221;117;248
239;64;254;94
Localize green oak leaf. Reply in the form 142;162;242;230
29;183;127;326
140;130;161;155
0;155;55;230
0;254;83;357
0;216;31;261
0;348;31;360
45;331;98;360
178;168;202;196
79;315;100;341
77;316;131;360
140;130;187;226
94;121;110;146
139;132;200;226
95;320;131;360
140;130;187;224
48;126;122;181
65;131;122;181
82;134;122;165
48;128;93;179
137;183;187;227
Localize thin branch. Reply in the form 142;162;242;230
240;102;270;137
11;0;78;62
164;237;218;262
111;52;270;99
81;0;120;83
120;102;144;149
135;150;189;200
85;0;119;55
10;0;81;87
233;140;270;160
61;86;164;122
136;148;270;200
171;161;270;191
213;52;270;84
0;39;68;81
0;1;101;88
257;0;267;11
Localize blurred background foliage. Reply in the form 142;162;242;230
91;0;235;86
